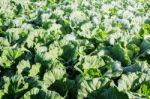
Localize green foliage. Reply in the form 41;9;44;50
0;0;150;99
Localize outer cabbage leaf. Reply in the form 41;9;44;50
29;63;41;77
43;60;66;88
17;60;30;74
111;44;131;66
0;48;23;68
117;72;150;98
77;77;110;99
21;87;63;99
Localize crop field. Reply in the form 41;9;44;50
0;0;150;99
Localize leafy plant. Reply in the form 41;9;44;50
0;0;150;99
